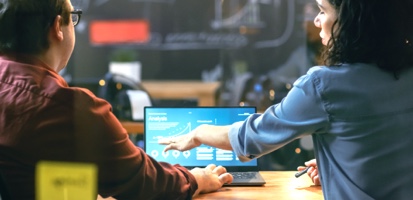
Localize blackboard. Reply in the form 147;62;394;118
68;0;312;84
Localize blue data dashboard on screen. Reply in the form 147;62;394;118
144;107;256;167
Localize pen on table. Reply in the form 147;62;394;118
295;166;310;178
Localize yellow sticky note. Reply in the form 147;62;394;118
36;161;97;200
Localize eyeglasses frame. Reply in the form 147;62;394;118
70;9;82;26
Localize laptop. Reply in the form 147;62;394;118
144;106;266;186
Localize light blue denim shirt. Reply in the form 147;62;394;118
229;63;413;199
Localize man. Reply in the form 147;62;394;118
0;0;232;199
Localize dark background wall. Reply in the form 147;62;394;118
66;0;311;93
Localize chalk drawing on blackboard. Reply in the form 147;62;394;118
211;0;265;30
254;0;296;48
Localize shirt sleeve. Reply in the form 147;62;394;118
229;67;330;162
70;88;197;199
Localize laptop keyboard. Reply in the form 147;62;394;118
230;172;257;179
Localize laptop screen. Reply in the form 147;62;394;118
144;106;257;168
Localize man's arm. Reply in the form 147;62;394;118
73;89;232;199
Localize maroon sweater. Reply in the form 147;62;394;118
0;55;197;199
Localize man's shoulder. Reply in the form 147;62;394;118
0;61;106;109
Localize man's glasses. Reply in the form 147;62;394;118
71;9;82;26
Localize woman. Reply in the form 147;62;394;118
160;0;413;199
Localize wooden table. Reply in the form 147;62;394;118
141;80;220;106
98;171;323;200
194;171;323;200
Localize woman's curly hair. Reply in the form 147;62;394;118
323;0;413;77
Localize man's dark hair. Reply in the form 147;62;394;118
323;0;413;76
0;0;71;55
